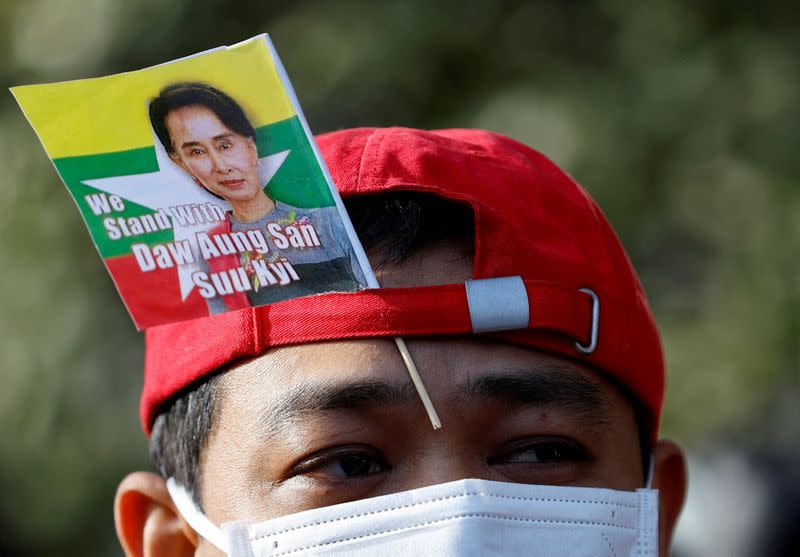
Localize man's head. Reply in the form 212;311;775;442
115;128;687;556
149;83;262;203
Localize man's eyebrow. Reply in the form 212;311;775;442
465;367;611;424
260;379;417;431
257;366;611;436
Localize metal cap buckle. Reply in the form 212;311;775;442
574;287;599;354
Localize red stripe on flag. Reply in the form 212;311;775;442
105;254;208;329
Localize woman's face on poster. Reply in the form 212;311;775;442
166;104;262;203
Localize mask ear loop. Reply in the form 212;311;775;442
166;478;230;554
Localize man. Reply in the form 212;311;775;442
115;127;687;555
149;82;366;312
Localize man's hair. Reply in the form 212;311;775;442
148;82;256;154
149;192;651;507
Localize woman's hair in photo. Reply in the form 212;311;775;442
148;82;256;154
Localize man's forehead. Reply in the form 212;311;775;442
226;334;607;378
225;338;461;392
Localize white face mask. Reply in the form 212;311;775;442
167;477;659;557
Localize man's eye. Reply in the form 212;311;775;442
489;438;587;465
218;141;231;150
189;147;205;156
292;448;390;480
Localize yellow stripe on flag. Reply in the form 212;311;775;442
11;38;295;159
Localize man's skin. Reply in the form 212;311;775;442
116;238;687;556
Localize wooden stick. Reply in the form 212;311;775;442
359;269;441;429
393;336;442;429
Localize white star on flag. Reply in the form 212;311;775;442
83;137;290;300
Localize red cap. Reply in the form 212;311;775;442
142;128;664;438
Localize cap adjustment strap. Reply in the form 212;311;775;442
144;279;601;432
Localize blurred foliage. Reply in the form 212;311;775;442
0;0;797;555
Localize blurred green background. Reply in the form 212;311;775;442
0;1;797;555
